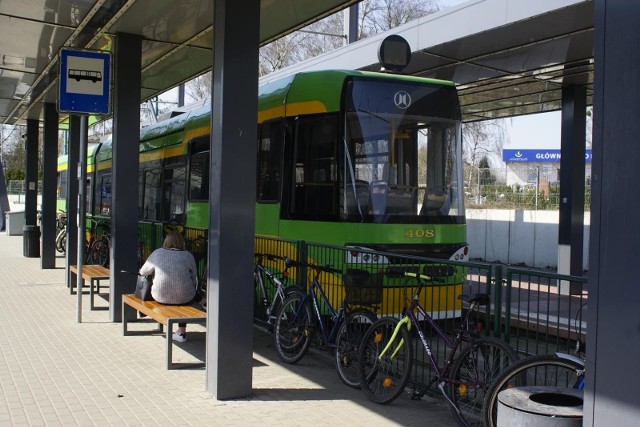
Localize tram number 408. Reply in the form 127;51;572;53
405;228;436;239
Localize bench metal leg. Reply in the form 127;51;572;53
90;279;95;310
167;318;206;370
70;278;88;295
90;279;109;311
122;300;136;335
167;319;174;370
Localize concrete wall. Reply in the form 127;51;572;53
466;209;590;270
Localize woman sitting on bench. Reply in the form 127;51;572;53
139;230;206;343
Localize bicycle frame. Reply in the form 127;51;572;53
378;275;479;390
255;260;287;316
298;272;348;348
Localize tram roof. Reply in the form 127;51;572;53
0;0;592;126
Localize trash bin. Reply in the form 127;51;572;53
23;225;40;258
497;386;583;427
6;210;25;235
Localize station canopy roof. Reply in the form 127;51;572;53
0;0;593;126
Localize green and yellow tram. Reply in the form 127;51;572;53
58;70;468;315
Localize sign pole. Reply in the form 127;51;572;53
76;115;88;322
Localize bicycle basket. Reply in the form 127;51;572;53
343;269;383;306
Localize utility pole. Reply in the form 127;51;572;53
344;4;359;44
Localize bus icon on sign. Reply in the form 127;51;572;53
68;69;102;83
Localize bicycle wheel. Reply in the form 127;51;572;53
358;317;412;404
56;231;66;253
91;239;110;267
273;293;314;363
334;308;377;388
482;354;584;427
447;337;518;427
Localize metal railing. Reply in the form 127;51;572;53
497;266;588;356
252;236;588;393
111;227;589;391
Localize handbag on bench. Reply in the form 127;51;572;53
135;274;154;301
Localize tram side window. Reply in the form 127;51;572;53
85;177;93;216
257;120;283;202
96;172;112;215
138;171;144;219
189;151;209;201
289;114;338;218
142;168;162;221
163;166;186;222
57;170;67;200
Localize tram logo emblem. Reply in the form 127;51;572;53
394;91;411;109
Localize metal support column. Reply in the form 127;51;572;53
24;119;39;227
41;103;58;268
66;116;79;289
110;32;142;323
586;0;640;424
206;0;259;399
557;85;586;294
76;116;88;322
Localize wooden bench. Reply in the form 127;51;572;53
70;265;110;310
122;294;207;369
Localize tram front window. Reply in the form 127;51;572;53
342;78;463;223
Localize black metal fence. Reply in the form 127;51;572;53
136;229;588;392
252;236;588;392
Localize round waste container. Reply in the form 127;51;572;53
23;225;41;258
497;386;583;426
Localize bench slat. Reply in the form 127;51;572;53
70;265;110;280
122;294;206;325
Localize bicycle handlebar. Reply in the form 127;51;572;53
254;253;299;268
255;252;284;262
298;262;341;275
385;266;445;283
253;253;339;274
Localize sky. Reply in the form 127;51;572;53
505;112;561;150
434;0;564;151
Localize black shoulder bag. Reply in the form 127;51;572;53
135;274;154;301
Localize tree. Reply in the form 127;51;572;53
478;156;495;185
185;71;212;103
462;119;506;186
1;125;26;173
258;0;438;76
359;0;437;38
259;35;308;76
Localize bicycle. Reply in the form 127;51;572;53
89;221;111;267
253;253;301;330
481;303;587;427
55;211;67;253
85;218;109;266
357;268;518;427
273;261;380;388
185;234;208;294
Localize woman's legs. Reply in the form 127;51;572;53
174;295;206;341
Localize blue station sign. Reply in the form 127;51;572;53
502;149;592;163
58;49;111;114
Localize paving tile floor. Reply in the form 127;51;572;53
0;233;455;426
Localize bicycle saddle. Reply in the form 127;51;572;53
458;293;490;306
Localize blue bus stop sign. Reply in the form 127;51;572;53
59;49;111;114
